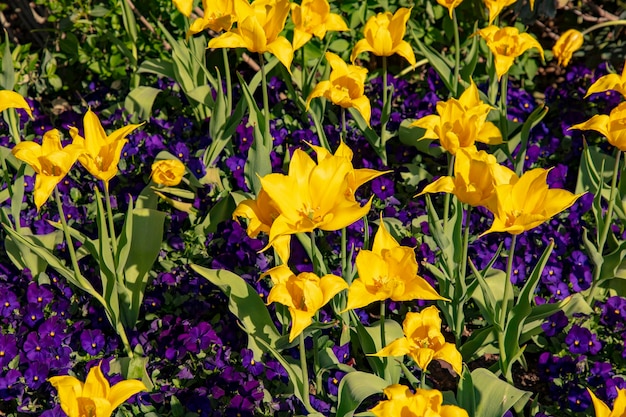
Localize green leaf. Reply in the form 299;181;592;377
335;371;389;417
137;58;176;79
1;31;15;90
191;265;283;358
195;193;235;236
410;29;455;94
125;86;161;123
512;105;549;177
109;355;154;391
468;260;499;328
459;326;498;362
471;368;531;417
457;366;476;417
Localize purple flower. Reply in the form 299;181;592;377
23;331;52;362
0;290;19;318
541;311;568;337
80;329;106;355
241;349;264;376
0;369;22;400
600;296;626;329
566;384;591;412
0;334;18;368
179;322;220;354
565;325;591;354
24;361;49;389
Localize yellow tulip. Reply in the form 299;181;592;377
306;52;371;125
151;159;186;186
584;60;626;98
0;90;33;118
264;265;348;342
372;306;463;375
552;29;584;67
172;0;192;17
370;384;469;417
350;8;416;66
437;0;464;18
48;362;147;417
478;26;544;80
208;0;293;71
483;0;516;25
233;188;292;263
69;109;143;189
291;0;348;51
417;147;516;210
260;142;382;247
188;0;236;36
343;214;445;311
588;387;626;417
570;101;626;151
12;129;82;211
482;168;583;235
410;80;502;154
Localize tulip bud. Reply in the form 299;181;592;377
151;159;186;186
553;29;584;67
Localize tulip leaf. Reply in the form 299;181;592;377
512;104;549;176
335;371;388;417
125;86;162;124
471;368;531;417
468;260;499;328
459;326;498;362
4;227;63;277
348;107;387;165
457;365;476;417
459;22;479;84
191;264;283;358
409;28;455;95
137;58;176;80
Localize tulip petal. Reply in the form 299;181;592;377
372;216;399;255
48;375;83;417
416;176;455;197
108;379;148;411
588;388;612;417
586;74;625;97
267;36;294;71
319;273;348;306
433;342;463;375
350;38;373;63
349;95;371;126
372;337;411;357
82;363;110;399
292;28;312;51
392;40;416;66
0;90;33;118
569;114;611;138
343;277;383;311
208;31;248;50
324;13;349;32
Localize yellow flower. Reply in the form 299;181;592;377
12;129;82;211
188;0;236;36
291;0;348;51
478;26;544;80
584;60;626;98
417;147;516;210
259;143;382;248
69;109;143;189
264;265;348;342
483;167;583;235
483;0;516;25
233;188;292;263
306;52;371;125
372;306;463;375
552;29;584;67
588;387;626;417
151;159;186;186
570;101;626;151
172;0;193;17
343;214;445;311
350;8;416;66
410;80;502;154
48;362;147;417
208;0;293;71
370;384;469;417
0;90;33;118
437;0;464;18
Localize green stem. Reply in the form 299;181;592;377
299;332;316;413
341;227;348;283
301;46;306;96
587;149;622;303
380;300;387;376
54;188;83;284
442;153;455;231
310;230;317;276
381;56;388;147
581;19;626;36
222;48;232;114
259;53;272;148
420;368;427;388
453;204;471;345
499;234;517;383
452;10;460;96
103;183;118;256
499;73;509;141
341;107;347;142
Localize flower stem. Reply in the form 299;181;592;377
499;73;509;141
381;56;389;149
223;48;232;114
341;107;347;142
499;234;517;383
452;10;460;95
299;332;316;413
442;153;455;231
380;300;388;376
103;183;118;256
259;53;272;148
581;20;626;36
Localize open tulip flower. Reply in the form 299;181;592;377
552;29;584;67
588;387;626;417
482;167;583;235
12;129;82;211
370;384;469;417
478;26;544;80
417;147;516;210
343;215;445;311
259;143;382;249
570;101;626;151
483;0;516;25
208;0;293;71
372;306;463;375
306;52;371;125
264;265;348;342
188;0;236;36
584;60;626;98
48;362;147;417
291;0;348;51
150;159;186;186
411;80;502;154
233;188;292;263
0;89;33;118
350;7;416;67
69;109;143;189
